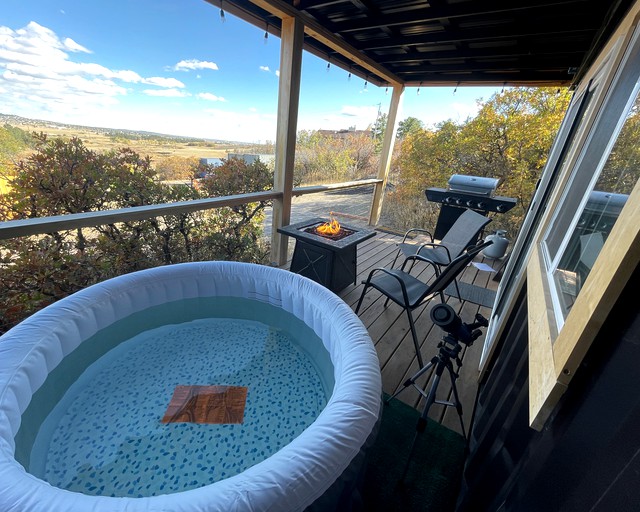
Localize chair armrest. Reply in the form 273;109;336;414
401;228;434;243
401;254;439;275
415;242;452;262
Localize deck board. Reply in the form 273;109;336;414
282;229;502;437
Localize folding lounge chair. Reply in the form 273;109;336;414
390;209;492;269
390;209;491;301
355;240;492;368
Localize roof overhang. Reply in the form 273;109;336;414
206;0;635;88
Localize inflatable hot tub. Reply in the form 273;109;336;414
0;262;381;511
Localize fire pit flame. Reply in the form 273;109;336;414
304;214;355;241
316;216;341;236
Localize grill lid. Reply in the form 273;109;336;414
585;190;628;214
448;174;499;196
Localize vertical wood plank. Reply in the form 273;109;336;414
270;16;304;265
368;83;404;226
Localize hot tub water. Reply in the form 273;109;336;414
27;303;332;497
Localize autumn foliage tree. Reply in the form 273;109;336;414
383;88;572;235
294;130;377;184
0;136;271;332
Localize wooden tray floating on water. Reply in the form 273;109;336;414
161;385;248;424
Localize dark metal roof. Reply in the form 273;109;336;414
209;0;634;87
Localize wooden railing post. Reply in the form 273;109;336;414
270;16;304;266
369;83;404;226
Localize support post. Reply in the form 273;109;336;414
369;83;404;226
270;16;304;266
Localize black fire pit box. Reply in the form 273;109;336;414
278;218;376;293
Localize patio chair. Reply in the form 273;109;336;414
355;240;492;368
390;209;492;270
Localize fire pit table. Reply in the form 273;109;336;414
278;218;376;293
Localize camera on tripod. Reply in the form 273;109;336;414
430;303;488;346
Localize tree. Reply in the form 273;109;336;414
0;124;34;194
383;87;572;235
294;130;378;185
397;117;424;139
155;155;199;181
371;113;387;152
0;136;270;332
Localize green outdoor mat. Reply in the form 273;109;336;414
362;395;467;512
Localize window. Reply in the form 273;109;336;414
544;86;640;327
527;18;640;430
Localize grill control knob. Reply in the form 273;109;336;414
477;202;486;209
444;196;453;204
456;198;464;206
496;204;505;212
466;200;474;207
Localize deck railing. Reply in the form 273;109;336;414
0;178;382;241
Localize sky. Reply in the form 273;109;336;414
1;0;501;143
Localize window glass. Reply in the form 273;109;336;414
551;91;640;320
543;88;596;259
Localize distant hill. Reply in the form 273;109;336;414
0;113;235;145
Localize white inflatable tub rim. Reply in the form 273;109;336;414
0;261;382;512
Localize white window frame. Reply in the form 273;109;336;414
527;14;640;430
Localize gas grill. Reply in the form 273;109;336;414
426;174;517;240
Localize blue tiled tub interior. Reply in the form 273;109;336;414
0;262;382;512
18;298;334;498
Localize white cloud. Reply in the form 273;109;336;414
198;92;226;102
259;66;270;72
63;37;91;53
144;76;184;88
0;21;190;123
248;107;257;112
143;88;189;97
174;59;218;71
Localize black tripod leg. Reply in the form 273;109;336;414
399;367;444;482
445;360;467;440
386;356;437;403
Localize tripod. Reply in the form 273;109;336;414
386;304;487;482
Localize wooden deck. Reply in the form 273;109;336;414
285;229;500;436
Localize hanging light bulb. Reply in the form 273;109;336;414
348;66;352;81
501;82;506;93
220;0;226;23
417;81;422;95
385;85;389;95
264;22;269;43
453;81;459;95
364;79;368;90
326;57;331;72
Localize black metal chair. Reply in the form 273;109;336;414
355;240;492;368
390;209;492;270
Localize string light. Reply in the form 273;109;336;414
264;23;269;44
326;56;331;72
348;65;352;81
417;81;422;95
219;0;226;23
453;81;459;95
501;82;506;93
385;85;389;95
364;78;368;90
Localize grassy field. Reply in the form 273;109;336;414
1;113;277;164
13;121;235;161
